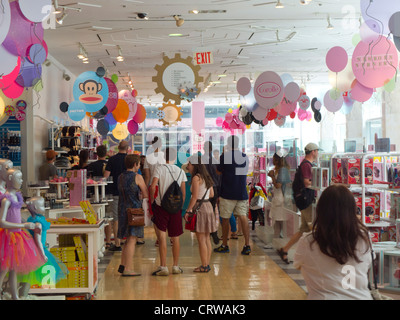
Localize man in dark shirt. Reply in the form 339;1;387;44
104;141;128;251
215;135;250;255
87;145;108;178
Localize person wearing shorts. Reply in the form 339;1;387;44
215;136;250;255
150;148;187;276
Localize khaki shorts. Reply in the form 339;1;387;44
299;205;313;234
105;196;119;221
219;197;248;219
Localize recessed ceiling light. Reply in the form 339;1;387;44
189;9;199;14
169;33;183;37
218;74;227;77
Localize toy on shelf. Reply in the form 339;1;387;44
0;169;46;300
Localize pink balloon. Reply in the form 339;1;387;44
306;111;312;121
298;108;308;121
222;121;230;132
314;101;322;111
237;77;252;96
0;56;21;89
284;82;300;103
275;96;296;117
3;2;44;57
127;120;139;135
225;113;233;123
216;117;224;127
119;89;137;118
326;46;348;72
274;116;286;127
254;71;284;109
105;77;118;114
3;82;24;99
262;118;269;126
323;90;344;113
352;38;398;89
349;79;374;102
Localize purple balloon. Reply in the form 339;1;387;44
236;77;252;96
15;59;42;88
323;90;344;113
284;82;300;103
105;113;117;126
326;46;348;73
27;44;47;65
361;0;400;35
3;2;44;57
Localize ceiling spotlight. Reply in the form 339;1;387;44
173;15;185;27
56;9;68;25
299;0;311;4
137;12;148;20
275;0;284;8
116;45;124;62
63;73;71;81
327;15;334;29
189;9;199;14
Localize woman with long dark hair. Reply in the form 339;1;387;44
184;154;217;273
294;184;373;300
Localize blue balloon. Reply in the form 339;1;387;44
105;113;117;126
73;71;109;113
68;101;86;122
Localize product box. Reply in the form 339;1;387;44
332;158;342;183
342;158;360;185
367;192;381;222
373;157;384;184
369;228;381;243
365;197;375;224
68;169;87;207
364;158;374;185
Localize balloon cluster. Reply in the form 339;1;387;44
235;72;314;128
215;107;248;134
325;2;400;114
0;1;50;101
60;68;146;140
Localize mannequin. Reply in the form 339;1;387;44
0;159;13;194
18;197;68;295
0;169;45;300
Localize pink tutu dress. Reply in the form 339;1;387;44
0;193;45;274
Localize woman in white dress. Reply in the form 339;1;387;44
267;151;291;238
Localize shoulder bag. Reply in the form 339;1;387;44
121;174;145;227
369;249;393;300
185;187;210;232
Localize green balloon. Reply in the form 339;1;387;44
384;77;396;93
111;74;119;84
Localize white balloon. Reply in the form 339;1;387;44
19;0;52;23
0;45;18;77
0;1;11;45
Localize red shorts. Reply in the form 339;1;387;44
152;204;183;238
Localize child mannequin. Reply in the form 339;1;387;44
0;169;45;300
0;159;13;194
18;197;68;293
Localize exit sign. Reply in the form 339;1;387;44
193;48;214;65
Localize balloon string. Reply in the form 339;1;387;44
385;33;398;81
365;0;384;68
0;0;4;14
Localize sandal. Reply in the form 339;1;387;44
105;242;112;249
230;233;238;240
277;248;290;264
193;265;210;273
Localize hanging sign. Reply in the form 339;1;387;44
193;47;214;65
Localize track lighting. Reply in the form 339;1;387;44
275;0;284;9
77;43;89;64
327;15;334;29
299;0;311;4
56;9;68;25
173;15;185;27
63;73;71;81
116;45;124;62
137;13;148;20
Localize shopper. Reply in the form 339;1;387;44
117;154;149;276
104;141;129;252
143;137;165;186
149;147;187;276
277;142;319;264
268;151;291;238
184;155;217;273
71;149;89;170
87;145;108;178
294;184;373;300
38;150;58;181
215;135;251;255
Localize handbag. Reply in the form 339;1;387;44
185;187;210;232
121;174;145;227
369;250;393;300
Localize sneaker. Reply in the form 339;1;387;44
172;266;183;274
152;266;169;276
211;232;220;245
214;245;230;253
241;245;251;255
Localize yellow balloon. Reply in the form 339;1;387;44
112;123;129;140
0;97;5;118
246;125;251;129
228;108;233;113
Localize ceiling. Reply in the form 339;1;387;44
44;0;361;105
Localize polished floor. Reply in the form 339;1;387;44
94;225;307;300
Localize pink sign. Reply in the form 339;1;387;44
192;101;205;154
352;39;398;89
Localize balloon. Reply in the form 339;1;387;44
298;108;308;121
0;0;10;46
0;45;18;77
104;77;118;114
27;44;47;65
105;113;117;126
314;110;322;123
97;119;110;135
60;102;69;113
73;71;109;113
360;0;400;35
306;111;312;122
267;109;278;121
96;67;106;78
15;60;42;88
384;76;397;93
240;90;257;111
236;77;252;96
352;34;361;47
112;123;129;140
3;2;44;57
216;117;223;127
222;121;230;132
323;90;344;113
326;46;348;73
252;104;269;120
275;97;296;117
111;74;118;83
119;89;137;118
284;82;300;103
352;37;398;89
274;116;286;127
3;82;24;99
389;12;400;37
262;118;269;126
349;79;374;102
0;57;21;89
360;21;381;43
133;104;147;124
128;120;139;135
132;89;138;98
314;101;322;111
254;71;284;109
298;95;311;111
68;101;86;122
112;99;129;123
328;60;355;93
280;73;294;87
19;0;52;23
329;88;341;101
394;35;400;52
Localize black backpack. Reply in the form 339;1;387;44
161;165;183;214
292;160;315;211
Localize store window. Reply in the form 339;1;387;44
366;118;382;147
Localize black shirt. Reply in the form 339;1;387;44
105;153;127;196
87;160;107;178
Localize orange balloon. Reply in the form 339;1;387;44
112;99;129;123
